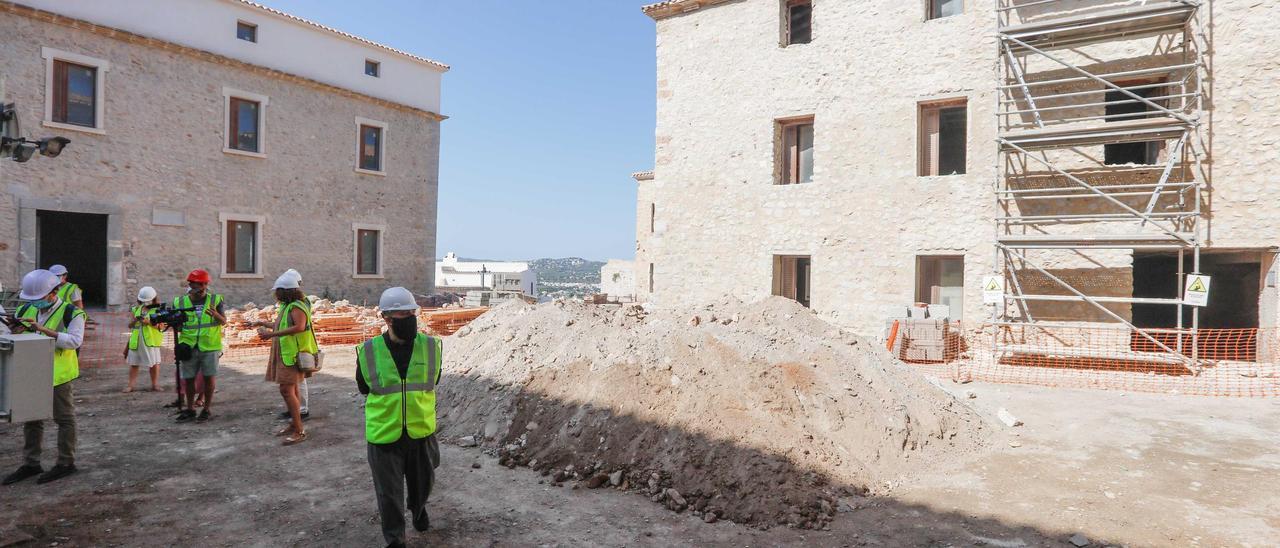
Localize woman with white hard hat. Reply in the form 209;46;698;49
47;264;84;311
254;270;318;445
122;286;164;392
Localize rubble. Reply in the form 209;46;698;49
224;297;489;346
437;296;989;529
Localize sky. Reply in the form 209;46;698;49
262;0;656;262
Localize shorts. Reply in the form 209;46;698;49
180;350;219;379
127;347;162;367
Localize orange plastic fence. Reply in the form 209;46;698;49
894;322;1280;397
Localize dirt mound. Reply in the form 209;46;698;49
437;297;988;529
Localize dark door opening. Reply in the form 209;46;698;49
37;210;108;308
1133;251;1261;360
773;255;811;308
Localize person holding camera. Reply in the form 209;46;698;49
173;269;225;423
123;286;164;393
255;270;316;445
357;287;442;546
2;269;85;485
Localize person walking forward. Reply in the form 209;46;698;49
357;287;442;547
2;269;85;485
258;270;316;445
174;269;225;423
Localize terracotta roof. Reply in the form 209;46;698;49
642;0;736;20
235;0;449;72
631;170;655;181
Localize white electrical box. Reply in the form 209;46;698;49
1;333;56;423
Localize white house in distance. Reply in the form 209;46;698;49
434;252;537;296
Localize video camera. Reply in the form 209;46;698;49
147;304;196;330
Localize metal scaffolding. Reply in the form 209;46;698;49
993;1;1208;372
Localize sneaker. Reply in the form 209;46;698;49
2;464;43;485
175;409;197;422
278;410;310;421
412;508;430;532
36;464;76;484
195;409;212;423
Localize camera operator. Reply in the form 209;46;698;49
2;269;85;486
172;269;225;423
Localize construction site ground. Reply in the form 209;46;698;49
2;350;1277;547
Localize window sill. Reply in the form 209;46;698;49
355;167;387;177
918;173;967;179
352;273;385;279
223;148;267;159
773;181;815;186
220;272;265;279
43;120;105;135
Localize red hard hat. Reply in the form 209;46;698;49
186;269;212;284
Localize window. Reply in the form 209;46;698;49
648;263;655;293
353;224;385;277
778;117;815;185
220;214;264;277
365;60;380;77
237;21;257;42
928;0;963;20
223;88;268;157
919;100;967;176
355;117;388;175
1104;81;1165;165
773;256;812;308
916;256;964;320
650;203;656;233
42;48;109;134
783;0;812;46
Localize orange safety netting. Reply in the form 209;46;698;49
893;322;1280;398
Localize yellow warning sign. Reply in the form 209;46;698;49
985;279;1001;291
982;276;1005;305
1184;275;1211;307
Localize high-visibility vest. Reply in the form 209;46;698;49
356;333;441;444
128;305;164;350
55;282;80;303
173;293;224;352
17;300;84;386
277;300;318;367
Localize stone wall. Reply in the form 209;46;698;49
0;9;440;307
639;0;1280;335
600;259;637;302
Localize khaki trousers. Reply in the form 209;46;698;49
24;381;76;467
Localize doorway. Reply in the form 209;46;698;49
37;210;108;308
773;255;811;308
1133;251;1261;330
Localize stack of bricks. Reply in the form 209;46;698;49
887;318;952;363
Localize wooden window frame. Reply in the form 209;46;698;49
365;59;381;77
782;0;813;47
222;87;269;158
918;98;968;177
776;116;815;185
915;254;965;320
352;223;387;278
237;21;258;43
772;255;813;308
41;47;109;135
219;213;265;278
354;117;389;176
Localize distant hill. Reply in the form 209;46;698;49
529;257;604;285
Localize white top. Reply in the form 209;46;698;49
0;305;9;336
34;300;86;350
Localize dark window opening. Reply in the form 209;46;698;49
365;60;380;77
929;0;963;20
920;102;967;176
916;255;964;320
51;60;96;128
359;125;382;171
785;1;812;45
228;97;260;152
226;220;258;274
237;21;257;43
779;118;815;185
357;229;380;275
774;255;812;308
1104;84;1163;165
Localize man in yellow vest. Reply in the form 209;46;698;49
174;269;225;423
356;287;441;548
48;264;84;311
2;269;85;485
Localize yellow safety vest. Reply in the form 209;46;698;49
17;301;83;386
173;293;224;352
277;300;318;367
355;333;441;444
129;305;164;350
55;282;80;303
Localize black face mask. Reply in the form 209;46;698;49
390;316;418;341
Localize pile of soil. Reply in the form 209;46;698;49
436;296;988;529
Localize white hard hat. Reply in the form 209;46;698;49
49;264;68;276
137;286;157;302
379;287;420;312
272;271;300;290
19;269;61;300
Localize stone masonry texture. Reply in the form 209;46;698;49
0;7;440;307
638;0;1280;336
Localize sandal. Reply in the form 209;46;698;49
196;409;212;423
283;431;308;446
275;426;296;437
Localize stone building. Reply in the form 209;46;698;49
636;0;1280;343
0;0;445;307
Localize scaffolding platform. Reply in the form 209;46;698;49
997;232;1192;248
999;1;1198;52
1000;118;1192;151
